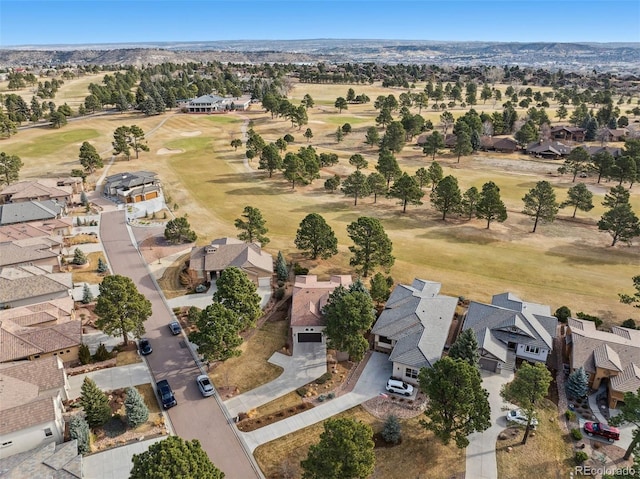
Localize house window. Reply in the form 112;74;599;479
405;368;419;379
524;345;540;355
378;336;392;345
1;441;12;448
44;428;53;437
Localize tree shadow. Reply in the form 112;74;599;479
545;241;638;266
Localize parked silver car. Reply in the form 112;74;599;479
196;374;215;397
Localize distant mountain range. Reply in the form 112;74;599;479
2;39;639;72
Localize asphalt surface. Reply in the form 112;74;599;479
100;210;260;479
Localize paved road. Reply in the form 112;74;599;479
100;210;260;478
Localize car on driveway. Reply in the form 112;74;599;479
138;338;152;355
196;374;215;397
506;409;539;427
157;379;177;409
584;422;620;442
386;378;414;397
169;321;182;335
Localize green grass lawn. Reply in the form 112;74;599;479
2;128;100;157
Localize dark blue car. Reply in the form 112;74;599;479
169;321;182;335
138;338;152;355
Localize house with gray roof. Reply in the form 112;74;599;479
526;140;573;159
0;440;82;477
186;94;252;113
0;266;72;308
102;171;161;204
0;200;66;226
0;356;70;459
0;240;60;269
462;292;557;373
371;279;458;385
566;317;640;408
189;237;273;287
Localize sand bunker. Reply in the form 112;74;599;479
180;131;202;137
157;148;184;155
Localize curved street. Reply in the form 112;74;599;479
99;210;260;478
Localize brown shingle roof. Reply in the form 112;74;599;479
0;356;65;392
0;241;59;267
0;270;71;305
291;275;352;327
610;363;640;394
0;394;59;435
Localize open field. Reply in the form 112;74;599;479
253;406;465;479
4;80;639;326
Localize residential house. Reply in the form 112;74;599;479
0;440;83;477
462;292;557;373
604;128;629;142
290;275;352;344
0;179;80;205
186;94;252;113
479;136;519;153
0;240;61;269
371;279;458;385
565;317;640;408
526;140;573;159
0;356;70;458
586;146;623;158
550;126;586;142
102;171;161;204
0;200;66;226
0;218;73;242
188;237;273;287
0;296;80;363
0;266;72;308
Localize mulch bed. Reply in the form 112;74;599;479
236;403;314;432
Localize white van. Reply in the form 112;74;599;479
386;378;414;396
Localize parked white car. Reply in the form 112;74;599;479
386;378;414;397
506;409;538;427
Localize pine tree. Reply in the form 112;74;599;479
82;283;94;304
73;248;88;265
124;386;149;428
97;257;108;274
448;329;480;367
80;377;112;427
276;251;288;282
566;367;589;400
381;414;402;444
69;415;91;454
78;343;91;365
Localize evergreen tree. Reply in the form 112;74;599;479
370;272;392;306
78;343;91;365
565;367;589;400
461;186;480;220
80;377;112;427
448;329;480;367
124;386;149;428
276;251;288;282
69;415;91;454
212;267;262;330
522;181;559;233
97;257;108;274
561;183;594;218
234;206;269;245
130;436;225;479
427;161;443;190
367;172;387;203
164;216;197;244
295;213;338;260
342;170;371;206
430;175;462;220
388;172;424;213
381;414;402;444
0;152;24;186
324;174;341;193
188;303;243;362
79;141;103;173
82;283;94;304
347;216;395;278
476;181;508;229
73;248;88;265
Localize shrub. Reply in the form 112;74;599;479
93;343;111;362
69;415;90;454
97;257;108;274
574;451;588;464
81;284;94;304
274;286;285;301
576;312;603;328
277;279;285;288
622;318;637;330
316;372;332;385
124;387;149;428
381;414;402;444
317;395;326;402
72;248;88;265
296;387;308;397
276;251;288;282
293;262;309;275
78;343;91;365
327;392;335;399
565;410;576;421
571;428;583;440
554;306;572;323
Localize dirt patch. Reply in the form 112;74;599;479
180;130;202;137
157;147;185;155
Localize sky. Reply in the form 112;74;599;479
1;0;639;47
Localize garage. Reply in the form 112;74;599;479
298;333;322;343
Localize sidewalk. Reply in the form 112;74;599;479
465;370;515;479
68;362;152;399
240;351;391;452
224;342;327;417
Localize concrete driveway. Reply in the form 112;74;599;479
241;351;392;452
100;210;261;478
225;342;327;418
466;370;515;479
68;363;152;399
